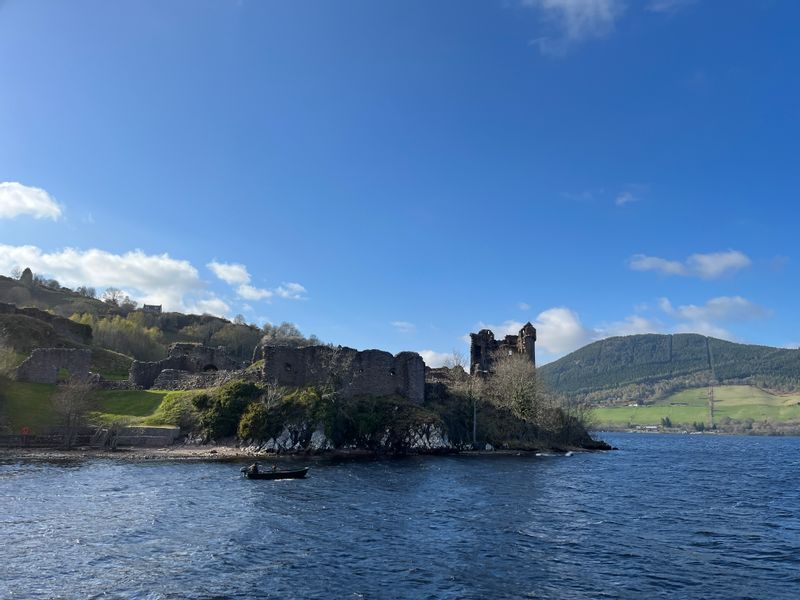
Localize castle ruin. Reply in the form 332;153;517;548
261;345;425;404
469;322;536;375
129;343;241;389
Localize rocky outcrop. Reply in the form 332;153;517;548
241;420;454;455
15;348;92;384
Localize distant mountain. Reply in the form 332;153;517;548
538;334;800;402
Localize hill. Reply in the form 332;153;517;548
0;270;319;372
538;333;800;404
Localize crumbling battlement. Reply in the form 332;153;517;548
261;345;425;404
129;342;241;389
16;348;92;384
469;322;536;375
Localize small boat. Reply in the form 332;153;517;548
240;466;309;480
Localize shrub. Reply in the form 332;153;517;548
193;381;261;439
145;391;201;430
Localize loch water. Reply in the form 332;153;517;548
1;433;799;599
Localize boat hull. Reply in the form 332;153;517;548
242;467;309;480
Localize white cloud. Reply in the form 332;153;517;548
0;182;63;220
597;315;663;337
418;350;453;368
532;307;593;355
237;284;273;301
208;261;305;302
661;295;767;323
391;321;416;334
615;191;638;206
186;296;231;316
518;302;531;311
0;244;229;316
658;295;768;341
208;261;250;285
523;0;623;54
629;250;752;279
275;282;307;300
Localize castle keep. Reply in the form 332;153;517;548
469;322;536;375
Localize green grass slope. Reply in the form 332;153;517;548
0;381;200;433
592;385;800;427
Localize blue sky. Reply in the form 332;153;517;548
1;0;798;365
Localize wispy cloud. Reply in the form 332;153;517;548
208;261;306;301
237;284;273;301
523;0;624;55
660;295;768;323
0;182;63;220
629;250;752;279
647;0;696;14
391;321;416;334
275;282;307;300
518;302;531;311
615;191;637;206
207;261;250;285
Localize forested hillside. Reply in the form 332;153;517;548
539;333;800;404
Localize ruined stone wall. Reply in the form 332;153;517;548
261;345;425;404
129;343;241;389
15;348;92;384
152;368;259;391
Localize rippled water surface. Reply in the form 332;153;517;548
2;433;800;599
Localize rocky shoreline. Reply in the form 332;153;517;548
0;439;611;463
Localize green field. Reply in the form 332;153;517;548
1;381;60;434
91;389;169;425
593;385;800;427
0;382;189;433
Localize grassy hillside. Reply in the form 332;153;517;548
0;381;202;433
539;334;800;402
592;385;800;431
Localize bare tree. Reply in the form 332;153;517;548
51;381;95;449
486;352;543;424
102;287;124;306
261;379;288;410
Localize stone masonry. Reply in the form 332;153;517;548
129;342;241;389
469;322;536;375
261;345;425;404
16;348;92;384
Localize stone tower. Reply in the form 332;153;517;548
469;322;536;375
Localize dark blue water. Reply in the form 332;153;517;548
1;433;799;599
